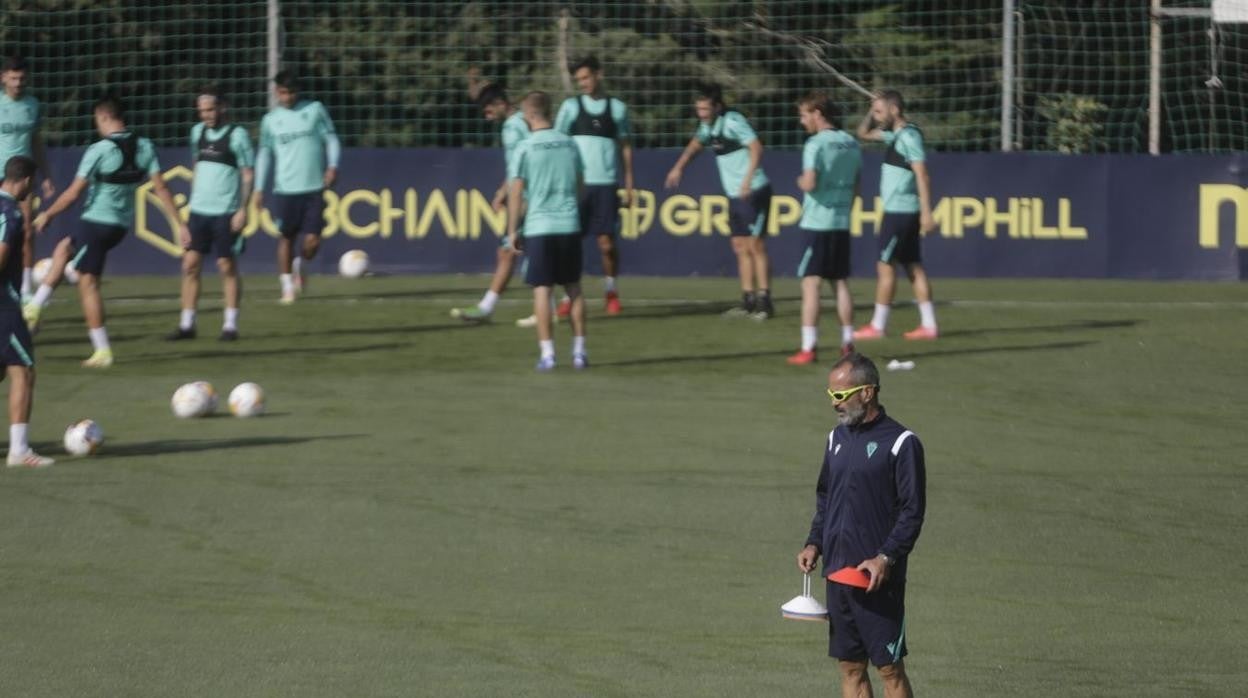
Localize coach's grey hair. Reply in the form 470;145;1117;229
831;353;881;393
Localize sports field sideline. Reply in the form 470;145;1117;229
1;274;1244;697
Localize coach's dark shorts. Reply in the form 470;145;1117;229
273;191;326;239
827;579;908;668
579;184;621;238
878;212;922;265
729;185;773;237
69;221;128;276
0;312;34;367
797;229;850;280
188;213;245;259
524;234;583;287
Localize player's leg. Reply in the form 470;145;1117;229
77;273;112;368
748;235;773;320
169;249;203;340
452;242;518;322
19;197;34;298
525;236;557;371
827;229;854;353
293;192;325;294
561;234;587;369
787;275;822;365
598;233;621;315
5;362;51;467
876;661;914;698
273;193;299;303
533;284;555;371
23;236;73;330
835;278;855;352
218;256;241;341
276;235;295;303
902;262;937;340
724;235;755;317
838;659;874;698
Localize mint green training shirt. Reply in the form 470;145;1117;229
879;125;926;214
0;93;39;164
74;131;161;227
510;129;582;237
189;123;255;215
554;95;630;186
694;111;769;197
258;100;337;195
800;129;861;231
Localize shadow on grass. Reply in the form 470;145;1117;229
78;432;365;458
594;348;792;368
881;340;1098;361
114;341;414;363
934;319;1140;340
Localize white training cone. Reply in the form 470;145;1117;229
781;571;829;622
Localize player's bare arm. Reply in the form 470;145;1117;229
506;177;524;249
620;139;635;206
32;177;88;232
739;139;763;199
912;160;934;233
665;138;702;189
857;108;884;142
233;167;254;233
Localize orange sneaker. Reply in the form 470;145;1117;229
786;349;817;365
605;291;621;315
556;298;572;318
903;326;939;340
852;324;885;340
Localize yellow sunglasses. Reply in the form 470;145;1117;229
827;384;875;403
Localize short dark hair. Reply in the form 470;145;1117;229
524;91;552;120
1;56;28;73
4;155;36;182
197;84;226;105
877;89;905;113
570;55;600;74
799;91;840;127
476;83;508;108
831;353;881;394
696;84;724;108
274;70;299;91
93;95;125;120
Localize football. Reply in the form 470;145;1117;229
63;419;104;456
171;381;216;418
228;382;265;418
31;258;53;286
338;249;369;278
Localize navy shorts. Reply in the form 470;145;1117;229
729;185;773;237
878;213;922;265
273;191;326;239
188;213;245;259
69;221;128;276
0;312;34;367
579;184;621;238
826;579;908;667
797;229;851;280
523;234;583;287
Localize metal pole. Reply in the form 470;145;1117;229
267;0;281;109
1149;0;1162;154
1001;0;1015;151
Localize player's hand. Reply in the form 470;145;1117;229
230;209;247;233
622;187;636;208
738;181;752;199
251;191;264;213
323;167;338;189
920;211;935;234
664;168;682;190
856;555;890;593
797;545;820;573
178;223;191;249
509;233;523;252
491;188;507;212
32;213;49;234
40;178;56;200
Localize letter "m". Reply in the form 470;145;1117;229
1199;184;1248;249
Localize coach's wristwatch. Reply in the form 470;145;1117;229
878;552;897;567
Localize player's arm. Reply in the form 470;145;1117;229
616;103;635;206
0;214;13;267
252;120;272;209
856;107;884;142
31;130;54;199
664;138;702;189
233;129;256;232
320;103;341;188
858;436;927;592
912;160;934;233
797;168;817;193
506;177;524;249
738;138;763;199
798;449;830;573
32;177;88;232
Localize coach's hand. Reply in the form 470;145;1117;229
797;545;819;573
857;555;890;593
323;167;338;189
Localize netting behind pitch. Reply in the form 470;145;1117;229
1;1;1244;152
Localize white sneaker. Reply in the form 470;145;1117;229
573;353;589;370
515;314;538;328
7;450;53;468
279;291;296;305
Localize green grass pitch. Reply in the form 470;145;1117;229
1;273;1245;697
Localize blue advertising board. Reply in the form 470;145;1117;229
31;147;1248;280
